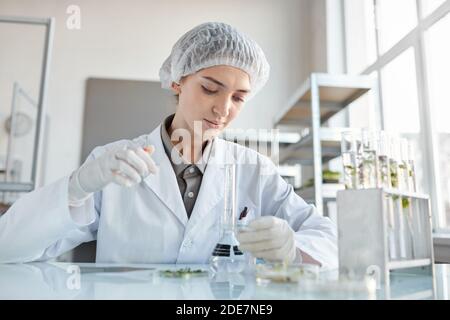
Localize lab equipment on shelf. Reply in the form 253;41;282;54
340;129;417;192
377;131;391;189
361;129;378;189
273;73;380;216
337;188;435;298
341;131;359;190
339;130;426;272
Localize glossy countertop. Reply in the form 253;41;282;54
0;262;447;300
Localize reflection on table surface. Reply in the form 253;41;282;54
0;262;447;300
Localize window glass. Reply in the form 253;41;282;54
376;0;418;54
425;13;450;227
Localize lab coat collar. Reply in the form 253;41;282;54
159;114;213;175
142;125;231;230
143;125;189;226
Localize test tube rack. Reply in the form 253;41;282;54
337;188;435;297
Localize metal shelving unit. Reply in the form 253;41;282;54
272;73;379;215
220;130;303;189
296;183;344;203
278;127;348;165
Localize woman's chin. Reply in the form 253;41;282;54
202;122;222;137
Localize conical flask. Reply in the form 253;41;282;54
209;164;246;274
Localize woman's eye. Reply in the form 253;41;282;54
233;96;244;103
201;86;218;94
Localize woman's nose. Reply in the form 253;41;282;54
214;97;232;117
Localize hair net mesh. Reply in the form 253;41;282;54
159;22;270;99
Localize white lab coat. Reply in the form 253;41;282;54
0;125;338;269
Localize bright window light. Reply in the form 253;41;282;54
376;0;418;54
425;12;450;227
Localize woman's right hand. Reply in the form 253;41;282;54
68;145;158;205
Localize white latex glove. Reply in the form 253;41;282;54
68;144;158;205
236;216;297;263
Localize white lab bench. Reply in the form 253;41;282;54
0;262;446;300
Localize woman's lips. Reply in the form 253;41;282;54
203;119;222;129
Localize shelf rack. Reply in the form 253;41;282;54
272;73;379;215
337;188;436;298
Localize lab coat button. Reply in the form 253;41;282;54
187;191;194;198
183;239;193;248
189;167;195;174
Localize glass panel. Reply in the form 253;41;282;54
381;48;426;193
425;12;450;227
421;0;446;17
0;21;46;205
376;0;418;54
349;88;378;129
344;0;377;73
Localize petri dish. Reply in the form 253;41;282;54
255;263;320;284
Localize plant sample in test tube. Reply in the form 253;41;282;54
399;138;411;192
407;141;417;192
341;131;358;189
377;131;391;188
361;129;378;189
388;135;400;189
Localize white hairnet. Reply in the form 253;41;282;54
159;22;270;100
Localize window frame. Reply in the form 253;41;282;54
344;0;450;233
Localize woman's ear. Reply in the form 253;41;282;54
171;82;181;94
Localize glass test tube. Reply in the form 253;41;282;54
377;131;391;188
222;163;236;233
407;141;417;192
341;131;358;190
389;135;399;189
398;138;410;192
361;129;378;189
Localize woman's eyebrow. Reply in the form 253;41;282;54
202;76;250;93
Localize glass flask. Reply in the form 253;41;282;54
210;164;246;274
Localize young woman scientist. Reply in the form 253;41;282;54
0;22;337;269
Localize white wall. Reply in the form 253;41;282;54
309;0;347;73
309;0;328;72
0;0;314;185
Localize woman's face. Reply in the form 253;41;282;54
172;65;251;139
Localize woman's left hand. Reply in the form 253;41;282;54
236;216;297;263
